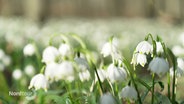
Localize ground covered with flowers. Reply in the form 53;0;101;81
0;17;184;104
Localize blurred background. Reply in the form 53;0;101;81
0;0;184;23
1;0;184;103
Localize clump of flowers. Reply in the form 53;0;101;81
27;34;181;104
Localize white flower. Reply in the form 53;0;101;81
131;53;147;67
0;49;5;60
28;74;48;92
101;42;117;57
170;58;184;77
44;62;60;82
2;55;11;66
12;69;23;80
148;57;169;76
107;64;127;83
100;93;117;104
135;41;152;54
156;42;163;53
79;70;91;82
120;85;137;100
42;46;60;64
172;45;184;56
55;61;75;82
95;69;107;82
74;57;89;72
24;65;35;76
58;43;72;57
23;44;35;56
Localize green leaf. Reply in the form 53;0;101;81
71;33;86;49
141;90;149;102
152;40;157;57
155;92;171;104
136;78;151;90
0;72;12;103
166;48;177;68
156;81;164;91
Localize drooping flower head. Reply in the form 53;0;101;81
148;57;169;76
23;43;35;56
101;37;118;58
54;61;75;82
59;43;72;57
29;74;48;92
131;53;147;67
44;62;60;82
107;64;127;83
95;69;107;83
155;42;163;53
74;57;89;72
170;58;184;77
24;64;35;76
12;69;23;80
78;70;91;82
135;41;152;54
100;93;117;104
120;85;138;100
42;46;60;64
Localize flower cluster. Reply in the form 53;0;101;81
28;37;92;92
27;34;184;104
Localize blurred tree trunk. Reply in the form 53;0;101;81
147;0;156;17
23;0;49;22
114;0;125;16
179;0;184;21
0;0;13;16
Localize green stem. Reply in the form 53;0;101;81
167;72;171;100
172;64;176;103
131;74;142;104
40;66;46;74
65;81;74;103
93;62;104;94
151;73;155;104
32;42;42;69
123;59;142;104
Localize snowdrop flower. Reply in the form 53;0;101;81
155;42;163;53
44;62;60;82
170;58;184;77
95;69;107;82
79;70;91;82
148;57;169;76
55;61;75;82
12;69;23;80
120;85;137;100
2;55;11;66
42;46;60;64
24;65;35;76
74;57;89;72
0;49;5;60
172;45;184;56
29;74;48;92
131;53;147;67
135;41;152;54
107;64;127;83
59;43;72;57
101;42;117;57
23;44;35;56
100;93;117;104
